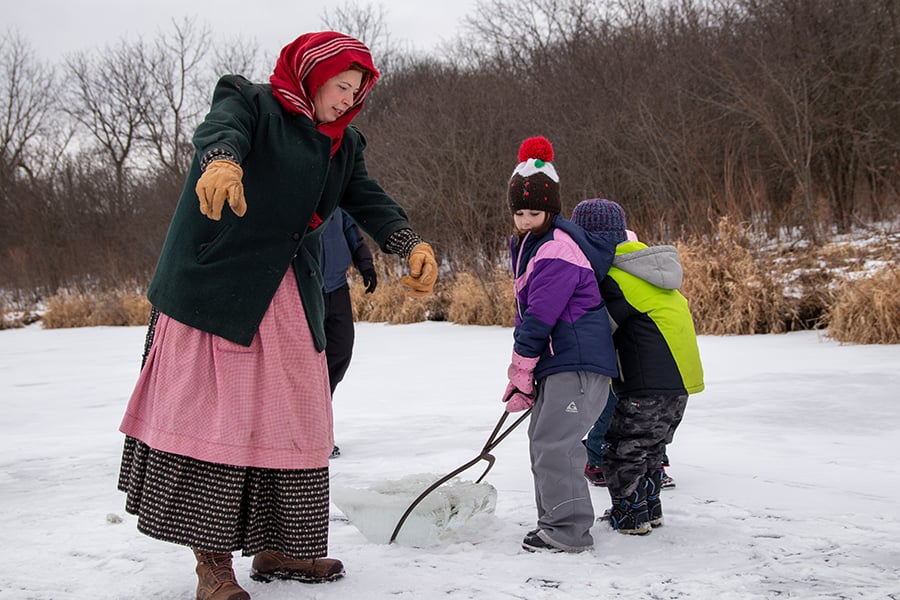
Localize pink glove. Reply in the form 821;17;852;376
503;383;534;413
502;351;539;412
507;350;539;395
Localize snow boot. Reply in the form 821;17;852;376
521;530;565;554
660;466;675;488
193;549;250;600
645;469;664;527
584;462;607;486
250;550;344;583
609;483;651;535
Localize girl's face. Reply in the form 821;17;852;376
513;209;548;233
313;69;363;123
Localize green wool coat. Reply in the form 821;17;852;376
147;75;411;349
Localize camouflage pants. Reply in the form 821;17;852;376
603;394;688;498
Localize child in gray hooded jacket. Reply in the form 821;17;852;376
572;198;704;535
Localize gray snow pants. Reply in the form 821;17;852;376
528;370;611;552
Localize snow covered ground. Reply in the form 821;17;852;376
1;321;899;599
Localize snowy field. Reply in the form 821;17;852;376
1;321;899;599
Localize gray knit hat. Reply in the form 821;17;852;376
571;198;628;244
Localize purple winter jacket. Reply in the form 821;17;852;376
510;215;619;381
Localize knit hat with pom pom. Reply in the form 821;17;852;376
508;136;561;215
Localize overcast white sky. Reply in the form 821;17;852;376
5;0;479;62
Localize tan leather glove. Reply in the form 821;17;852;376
400;242;437;297
195;160;247;220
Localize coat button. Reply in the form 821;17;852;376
292;232;301;240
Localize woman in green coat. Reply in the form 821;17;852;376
117;31;437;600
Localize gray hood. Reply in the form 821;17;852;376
612;245;683;290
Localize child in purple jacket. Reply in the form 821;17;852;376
501;136;619;553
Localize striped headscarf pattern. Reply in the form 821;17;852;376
270;31;380;156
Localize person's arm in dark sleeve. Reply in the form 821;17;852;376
344;213;377;293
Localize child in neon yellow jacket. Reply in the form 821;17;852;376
572;198;704;535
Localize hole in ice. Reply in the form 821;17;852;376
331;473;498;546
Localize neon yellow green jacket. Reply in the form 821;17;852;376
601;241;705;397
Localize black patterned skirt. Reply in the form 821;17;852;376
117;436;330;558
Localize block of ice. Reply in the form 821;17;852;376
331;473;497;547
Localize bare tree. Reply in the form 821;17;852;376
460;0;602;71
142;17;211;184
63;39;154;210
320;1;401;75
209;35;267;81
359;61;527;272
704;1;843;243
4;0;899;298
0;31;61;187
0;30;75;294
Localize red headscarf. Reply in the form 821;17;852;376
270;31;380;156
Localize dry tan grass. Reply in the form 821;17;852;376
349;266;516;327
0;309;41;329
0;295;42;329
42;287;151;329
825;268;900;344
678;218;795;335
348;270;450;324
677;218;899;342
446;271;516;327
0;298;10;330
19;224;898;345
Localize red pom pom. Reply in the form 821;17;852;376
517;136;554;163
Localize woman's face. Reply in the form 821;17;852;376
313;69;364;123
513;209;548;233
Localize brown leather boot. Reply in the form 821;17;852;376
249;550;344;583
193;549;251;600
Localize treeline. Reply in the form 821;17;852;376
2;0;899;302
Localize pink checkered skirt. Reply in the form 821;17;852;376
119;269;333;469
